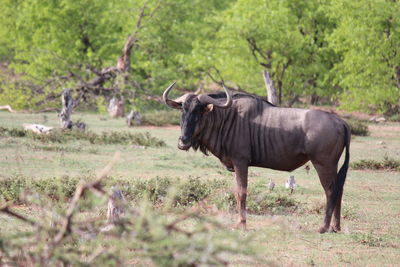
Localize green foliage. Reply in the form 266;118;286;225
387;113;400;122
0;175;300;215
326;0;400;113
0;175;27;202
246;184;299;214
0;175;81;202
345;118;370;136
351;156;400;171
188;0;338;103
0;178;257;266
0;127;166;147
142;110;181;126
0;0;399;113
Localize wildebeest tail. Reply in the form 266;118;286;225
327;124;350;217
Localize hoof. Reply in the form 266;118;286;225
318;226;329;234
319;225;340;234
329;225;341;233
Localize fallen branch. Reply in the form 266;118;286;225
0;105;15;113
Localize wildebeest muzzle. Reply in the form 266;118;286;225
178;136;191;150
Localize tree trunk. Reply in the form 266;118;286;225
310;94;319;105
60;89;74;129
126;109;142;127
107;97;125;118
262;70;278;105
106;187;125;224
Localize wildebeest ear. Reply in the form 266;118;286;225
165;99;182;110
203;104;214;113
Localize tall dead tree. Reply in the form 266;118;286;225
107;97;125;118
262;70;278;105
59;89;86;129
59;0;160;118
60;89;74;129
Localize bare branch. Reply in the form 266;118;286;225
246;37;272;68
0;203;42;228
53;152;120;244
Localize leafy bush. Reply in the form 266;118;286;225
0;177;257;266
0;175;27;202
0;175;300;214
345;118;370;136
0;126;26;137
351;156;400;171
0;175;81;202
0;127;166;147
142;110;181;126
245;183;299;214
387;113;400;122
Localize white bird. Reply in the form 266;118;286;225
285;175;297;193
267;178;275;191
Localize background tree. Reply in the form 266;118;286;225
186;0;339;106
0;0;399;114
326;0;400;114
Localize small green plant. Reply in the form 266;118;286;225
345;118;370;136
351;156;400;171
342;205;359;220
305;200;325;215
351;232;385;247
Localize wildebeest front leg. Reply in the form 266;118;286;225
233;162;248;229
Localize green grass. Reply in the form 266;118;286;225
0;111;400;266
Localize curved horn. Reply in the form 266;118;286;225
162;81;181;109
197;84;232;109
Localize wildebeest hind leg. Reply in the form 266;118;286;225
233;162;248;229
312;161;338;233
331;188;343;232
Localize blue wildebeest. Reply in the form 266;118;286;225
163;82;350;233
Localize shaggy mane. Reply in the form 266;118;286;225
207;92;276;106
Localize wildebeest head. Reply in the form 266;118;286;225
163;82;232;150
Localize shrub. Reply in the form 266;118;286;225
0;126;166;147
351;156;400;171
345;118;370;136
142;110;181;126
0;126;26;137
0;175;82;202
245;183;299;214
0;175;300;214
0;175;27;202
0;177;257;266
387;113;400;122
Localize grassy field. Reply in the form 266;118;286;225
0;111;399;266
